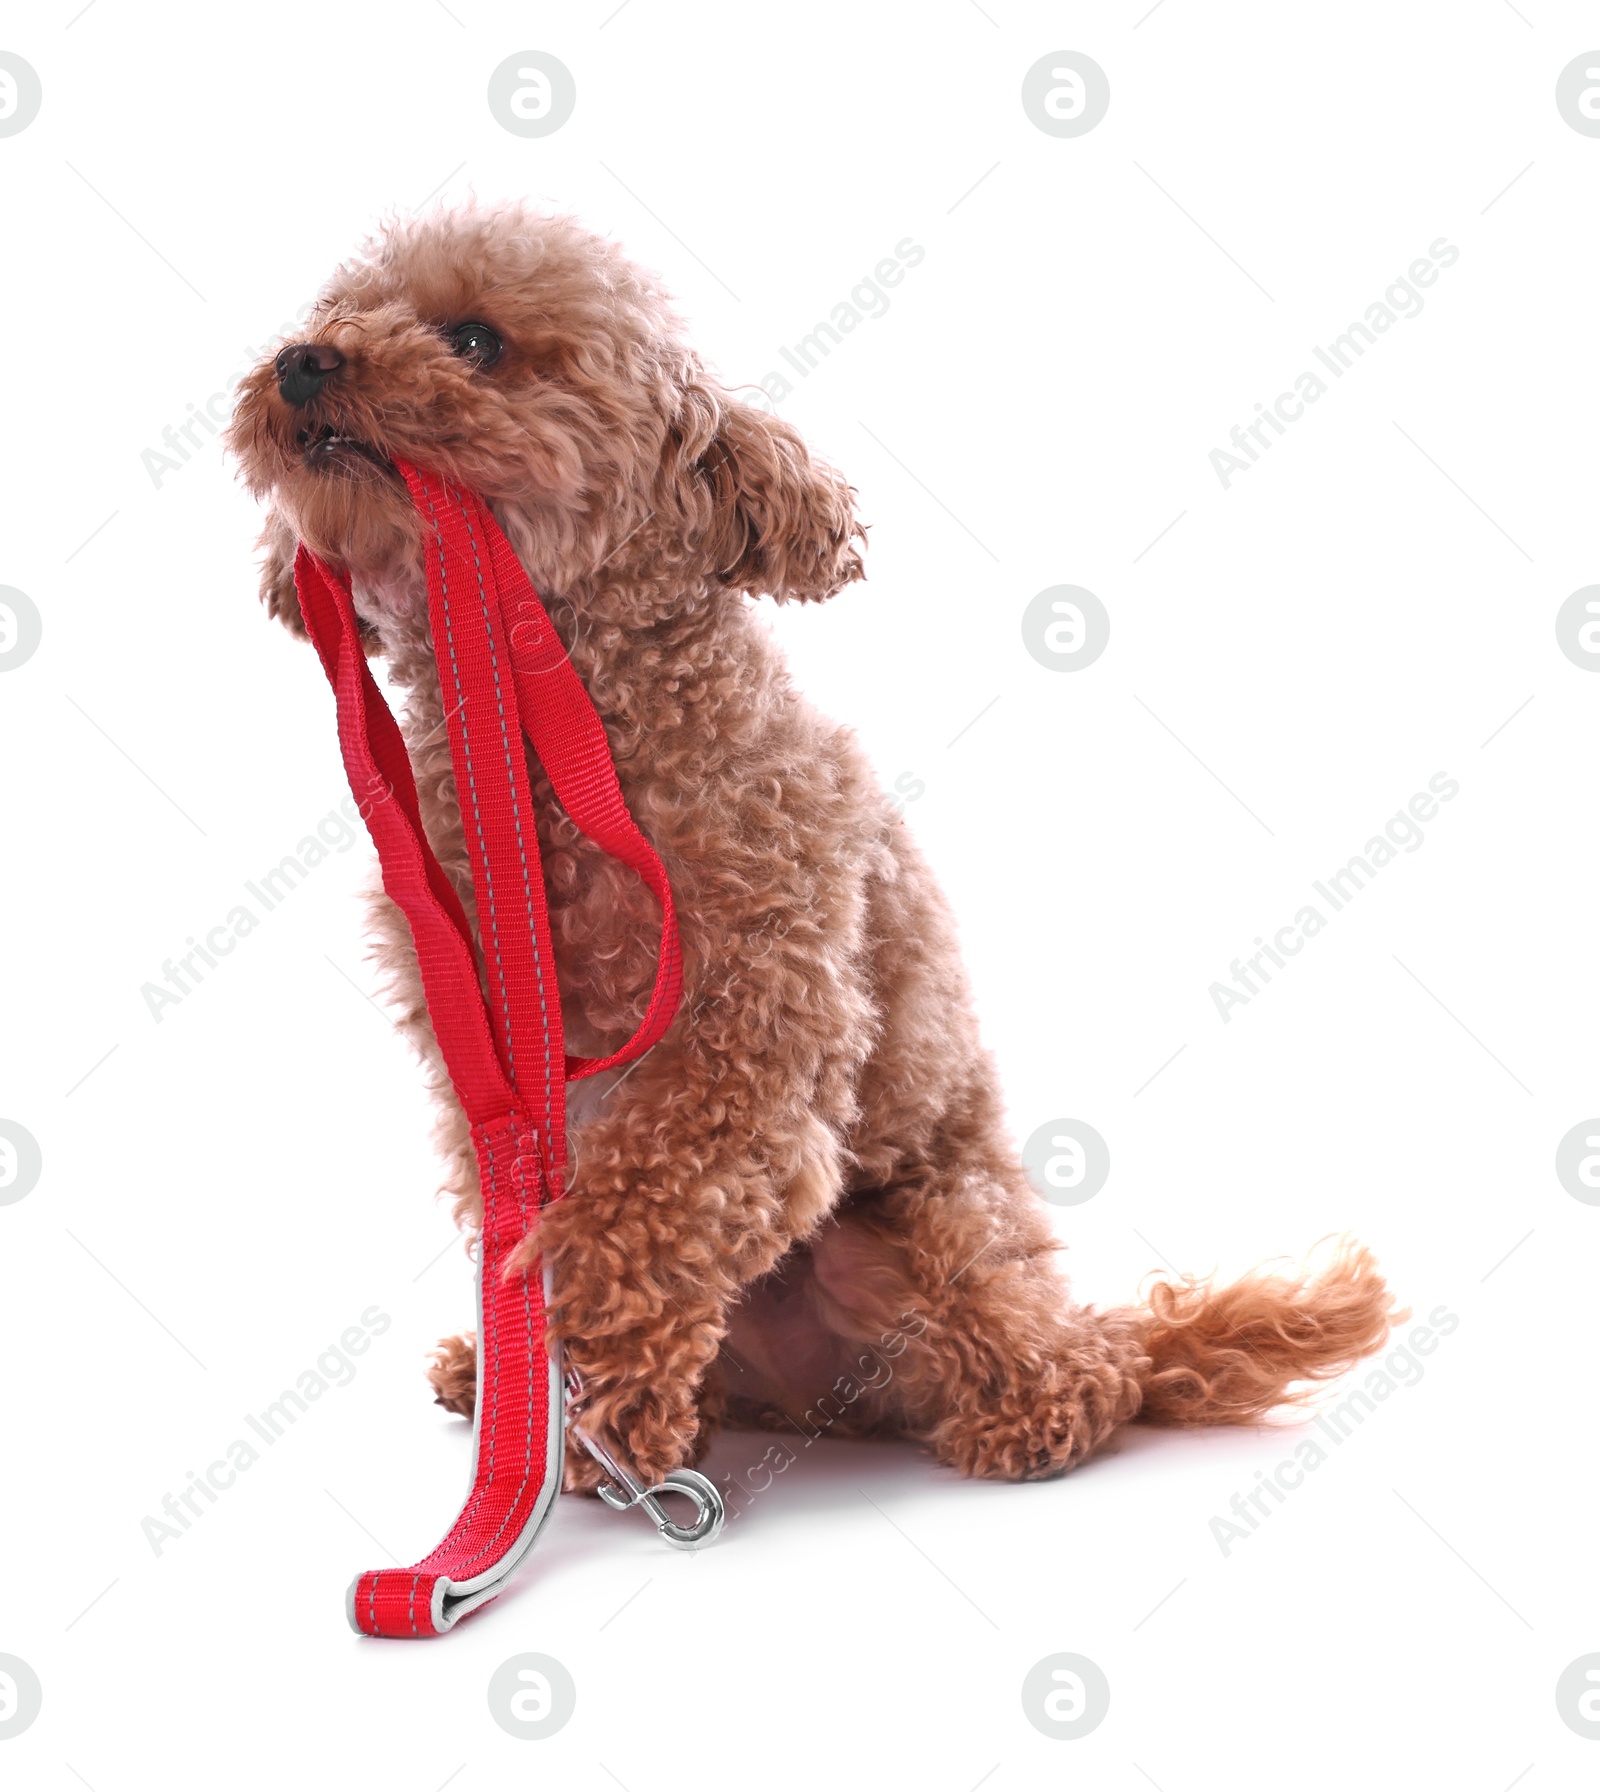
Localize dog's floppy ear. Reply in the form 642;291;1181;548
697;398;865;604
255;509;382;654
257;508;308;639
257;508;385;654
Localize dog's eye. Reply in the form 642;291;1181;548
448;321;502;367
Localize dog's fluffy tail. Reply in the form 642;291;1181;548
1131;1238;1403;1426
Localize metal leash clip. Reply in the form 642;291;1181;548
563;1369;726;1551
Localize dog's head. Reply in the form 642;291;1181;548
226;204;864;641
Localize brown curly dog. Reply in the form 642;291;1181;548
226;203;1398;1494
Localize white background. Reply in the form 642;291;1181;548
0;2;1594;1786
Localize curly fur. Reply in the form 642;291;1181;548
228;202;1401;1493
1136;1238;1404;1426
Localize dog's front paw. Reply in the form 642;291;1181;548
426;1331;477;1418
562;1357;708;1491
562;1449;610;1496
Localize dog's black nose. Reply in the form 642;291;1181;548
275;341;344;407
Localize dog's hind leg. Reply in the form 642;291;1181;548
803;1122;1401;1480
803;1156;1148;1479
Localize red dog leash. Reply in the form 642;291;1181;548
293;462;704;1636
